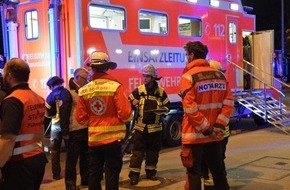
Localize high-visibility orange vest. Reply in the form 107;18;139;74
5;89;45;162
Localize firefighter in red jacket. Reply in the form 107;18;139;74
0;58;47;190
180;41;234;190
75;51;132;190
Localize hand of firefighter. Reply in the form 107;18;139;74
132;99;139;106
210;127;225;139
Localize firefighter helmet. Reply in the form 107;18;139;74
142;64;158;78
209;60;226;73
87;51;117;70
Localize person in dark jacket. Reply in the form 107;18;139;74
128;64;169;185
45;76;72;180
65;68;90;190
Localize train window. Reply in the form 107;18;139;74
24;10;39;40
229;22;237;43
139;10;168;34
89;4;126;31
178;17;201;37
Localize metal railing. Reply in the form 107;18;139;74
228;59;290;125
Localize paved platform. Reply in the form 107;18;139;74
40;126;290;190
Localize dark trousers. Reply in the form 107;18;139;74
1;153;47;190
201;136;229;179
129;129;161;177
88;141;123;190
65;128;89;189
187;141;229;190
51;129;67;178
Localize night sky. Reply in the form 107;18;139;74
241;0;290;50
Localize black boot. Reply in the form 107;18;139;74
129;172;140;186
146;169;157;181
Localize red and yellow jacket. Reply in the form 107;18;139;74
7;89;45;162
180;59;234;144
75;72;132;147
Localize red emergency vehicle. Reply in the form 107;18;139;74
0;0;256;146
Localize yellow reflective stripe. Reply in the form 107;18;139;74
82;92;115;100
130;168;141;173
162;98;169;105
198;103;223;110
129;94;135;101
223;99;234;106
138;84;165;99
134;123;162;133
182;73;193;83
183;106;198;113
89;125;125;132
182;132;205;139
185;103;226;112
195;118;209;131
89;133;125;142
224;125;230;137
147;95;158;100
217;114;230;123
15;133;43;142
145;165;156;170
147;125;162;133
13;141;42;155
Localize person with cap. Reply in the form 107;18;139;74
0;58;47;190
180;41;234;190
65;68;90;190
45;75;72;180
128;64;170;186
75;51;132;190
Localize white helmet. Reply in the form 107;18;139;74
142;64;158;78
87;51;117;70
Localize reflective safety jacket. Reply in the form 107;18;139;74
6;89;45;162
129;82;169;133
180;59;234;144
75;72;132;147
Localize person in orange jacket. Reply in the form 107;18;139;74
0;58;47;190
200;60;231;187
75;51;132;190
180;41;234;190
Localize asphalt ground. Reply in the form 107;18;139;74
40;122;290;190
